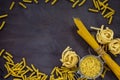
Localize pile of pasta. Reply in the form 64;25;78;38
79;55;103;79
0;49;48;80
0;47;84;80
91;25;120;55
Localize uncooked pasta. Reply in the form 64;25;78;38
79;55;102;79
108;38;120;55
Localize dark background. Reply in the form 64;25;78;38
0;0;120;80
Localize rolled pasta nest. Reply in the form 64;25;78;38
60;46;79;68
96;26;114;44
108;38;120;55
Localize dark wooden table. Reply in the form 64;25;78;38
0;0;120;80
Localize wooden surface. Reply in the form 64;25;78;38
0;0;120;80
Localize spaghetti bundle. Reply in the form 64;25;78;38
108;38;120;55
73;18;120;79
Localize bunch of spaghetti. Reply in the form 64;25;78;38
73;18;120;79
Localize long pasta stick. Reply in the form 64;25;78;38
73;18;120;79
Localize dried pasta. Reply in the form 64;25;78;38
9;1;15;10
23;0;32;3
0;21;6;30
89;0;115;24
0;14;8;19
91;25;114;44
1;49;48;80
60;46;79;68
0;49;5;56
108;38;120;55
18;2;27;8
79;55;102;79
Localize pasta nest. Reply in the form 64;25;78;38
96;27;114;44
60;46;79;68
108;38;120;55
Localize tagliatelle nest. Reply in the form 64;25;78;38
108;38;120;55
60;46;79;68
94;25;114;44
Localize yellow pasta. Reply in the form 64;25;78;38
60;46;79;68
26;66;33;72
5;52;13;58
0;14;8;19
31;64;37;71
95;1;100;10
78;0;86;7
72;0;79;8
45;0;50;3
88;8;99;13
73;18;120;79
79;55;102;79
0;49;5;56
108;16;113;24
18;2;27;8
23;0;32;3
13;78;22;80
93;0;97;8
9;1;15;10
34;0;39;4
51;0;57;5
0;21;6;30
108;38;120;55
70;0;75;2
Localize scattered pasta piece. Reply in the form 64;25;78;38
89;0;115;24
5;52;13;58
0;14;8;19
101;66;110;78
108;38;120;55
79;55;103;79
88;8;99;13
51;0;57;5
0;49;5;56
108;16;113;24
72;0;79;8
45;0;50;3
69;0;86;8
60;46;79;68
0;21;6;30
23;0;32;3
34;0;39;4
18;2;27;9
9;1;15;10
45;0;58;5
78;0;86;7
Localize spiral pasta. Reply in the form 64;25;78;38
108;38;120;55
